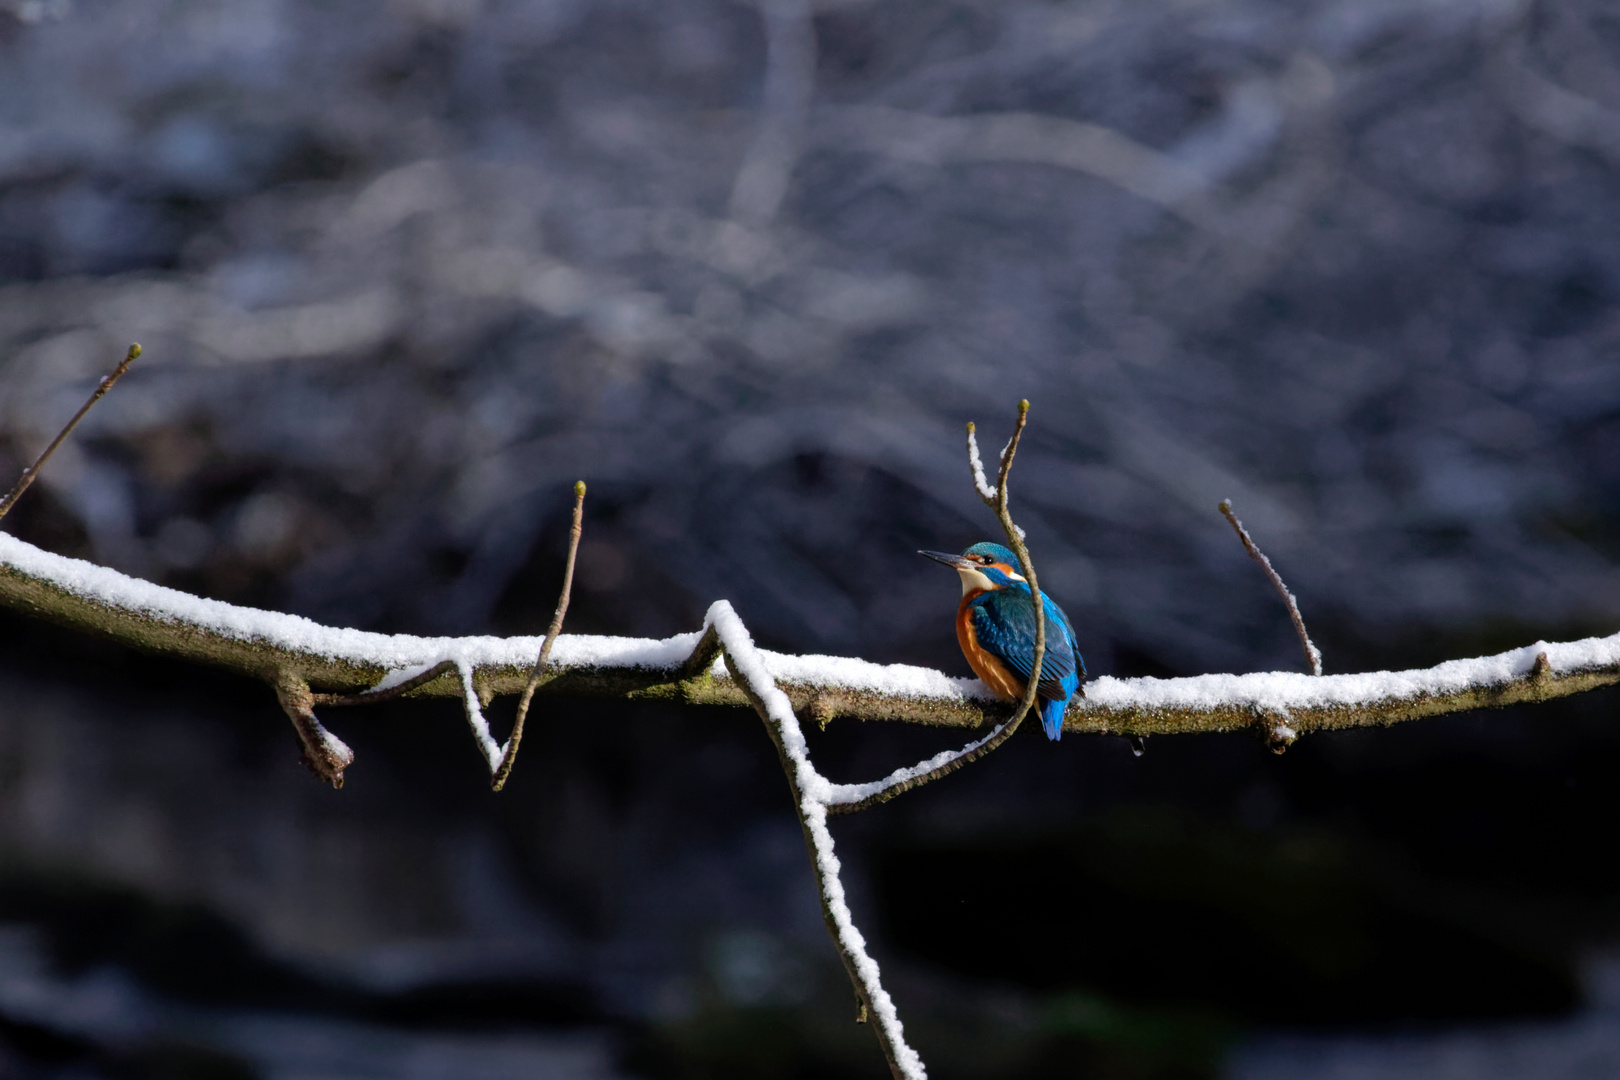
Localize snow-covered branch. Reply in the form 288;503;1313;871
1;529;1617;751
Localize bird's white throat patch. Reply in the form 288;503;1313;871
957;565;1023;595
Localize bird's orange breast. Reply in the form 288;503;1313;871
956;594;1025;701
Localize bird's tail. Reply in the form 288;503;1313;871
1039;696;1066;741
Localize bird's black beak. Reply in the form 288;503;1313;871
918;549;975;571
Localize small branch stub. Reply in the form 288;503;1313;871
1265;724;1298;754
1255;707;1298;755
808;694;836;732
275;671;354;788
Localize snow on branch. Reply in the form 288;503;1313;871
0;529;1617;746
965;422;998;501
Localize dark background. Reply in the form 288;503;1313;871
1;0;1620;1076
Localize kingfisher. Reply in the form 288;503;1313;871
920;542;1085;740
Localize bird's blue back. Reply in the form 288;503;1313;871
968;582;1085;740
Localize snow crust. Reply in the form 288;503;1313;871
966;426;997;501
1082;633;1620;714
0;531;703;675
754;649;996;702
454;657;502;771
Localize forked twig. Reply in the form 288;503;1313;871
1219;499;1322;676
281;483;585;787
0;343;141;524
493;480;586;791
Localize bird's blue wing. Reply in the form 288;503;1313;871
1052;601;1086;679
968;587;1083;700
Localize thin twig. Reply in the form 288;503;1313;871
312;659;459;707
1219;499;1322;676
830;401;1046;814
676;623;722;681
965;399;1045;755
991;401;1029;510
492;480;586;791
0;343;140;524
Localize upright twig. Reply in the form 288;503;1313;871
0;343;140;524
1219;499;1322;676
493;480;586;791
985;402;1047;740
824;402;1047;815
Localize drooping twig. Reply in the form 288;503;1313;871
274;670;355;789
493;480;586;791
0;343;140;524
455;656;503;770
1220;499;1323;676
826;401;1046;815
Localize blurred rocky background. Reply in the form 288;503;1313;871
2;0;1620;1075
